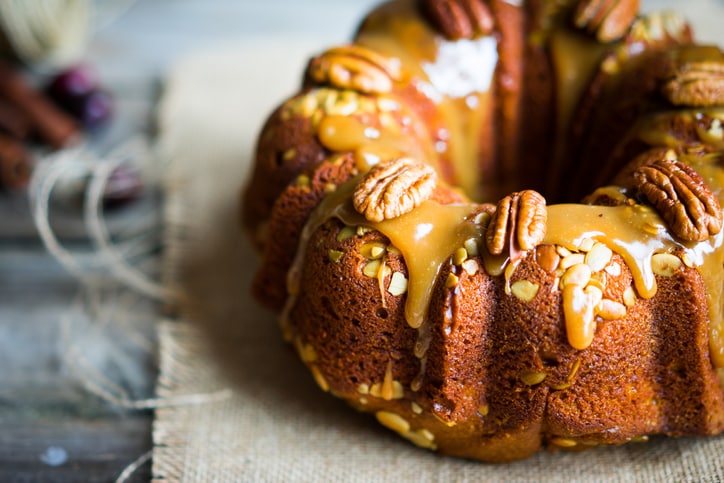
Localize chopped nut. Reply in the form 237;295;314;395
478;403;489;416
361;242;387;259
651;252;682;276
326;90;359;116
446;272;459;288
623;285;637;307
605;262;622;276
633;157;722;242
411;401;423;414
708;118;723;139
597;298;627;320
388;272;408;296
402;428;437;450
462;258;480;275
560;263;592;288
337;226;356;242
282;148;296;161
585;243;613;272
363;259;382;278
453;247;468;266
376;411;410;433
585;285;603;308
550;436;578;448
560;253;585;270
578;238;595;252
464;237;480;256
474;211;491;226
328;249;344;263
295;174;310;189
357;383;370;395
511;280;540;302
357;225;372;236
520;370;547;386
353;157;437;222
536;245;560;272
556;245;572;258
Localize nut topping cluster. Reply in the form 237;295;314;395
573;0;640;43
633;157;723;242
486;190;547;258
420;0;494;40
353;157;437;223
661;60;724;107
305;45;401;95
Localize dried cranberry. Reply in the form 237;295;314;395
45;64;114;129
103;163;143;208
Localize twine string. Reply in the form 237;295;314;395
0;0;139;68
29;141;232;482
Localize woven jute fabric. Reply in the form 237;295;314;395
152;29;724;483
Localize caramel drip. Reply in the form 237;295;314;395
547;27;609;193
420;37;498;200
544;204;684;299
288;174;724;377
354;0;499;201
317;114;429;172
287;178;480;329
355;0;438;81
368;202;481;328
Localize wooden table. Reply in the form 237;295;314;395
0;1;375;481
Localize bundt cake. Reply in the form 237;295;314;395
241;0;724;462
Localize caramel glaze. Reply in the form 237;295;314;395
283;0;724;369
246;0;724;461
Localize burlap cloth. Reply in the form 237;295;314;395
152;15;724;482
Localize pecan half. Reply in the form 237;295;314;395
573;0;639;43
420;0;494;40
633;158;723;242
486;190;547;258
353;158;437;223
661;60;724;107
305;45;401;95
627;11;691;46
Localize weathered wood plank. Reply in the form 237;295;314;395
0;415;152;482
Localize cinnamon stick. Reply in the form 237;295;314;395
0;98;32;139
0;132;33;190
0;60;79;148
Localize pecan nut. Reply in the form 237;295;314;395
627;11;691;46
353;158;437;223
633;157;723;242
574;0;640;43
305;45;401;95
420;0;494;40
486;190;547;258
661;60;724;107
